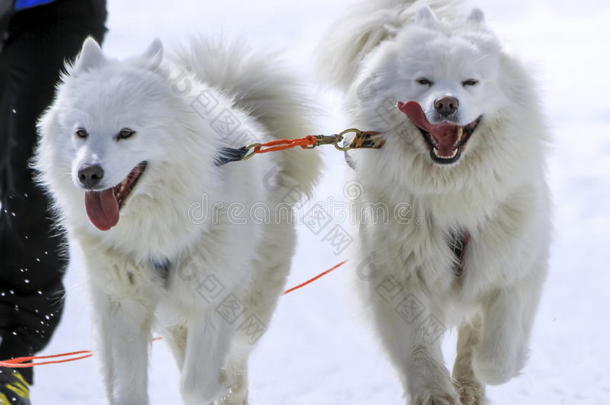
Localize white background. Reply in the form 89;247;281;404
29;0;610;404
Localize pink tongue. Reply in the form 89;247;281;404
85;189;119;231
397;101;461;157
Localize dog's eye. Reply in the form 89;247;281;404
416;78;434;86
75;129;88;139
117;128;136;140
462;79;479;87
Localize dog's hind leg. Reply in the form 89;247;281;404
180;313;233;404
452;317;486;405
473;269;545;385
91;286;154;405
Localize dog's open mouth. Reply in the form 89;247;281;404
397;101;482;165
84;162;147;231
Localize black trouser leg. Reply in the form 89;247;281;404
0;0;106;384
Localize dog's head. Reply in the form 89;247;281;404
358;7;506;164
35;38;214;234
394;8;500;165
321;5;544;194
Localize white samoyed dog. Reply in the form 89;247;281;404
34;37;320;404
319;0;550;404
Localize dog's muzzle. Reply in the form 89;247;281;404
398;101;482;165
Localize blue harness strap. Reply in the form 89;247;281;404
15;0;56;11
214;146;249;167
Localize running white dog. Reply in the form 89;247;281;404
319;1;550;404
34;37;320;404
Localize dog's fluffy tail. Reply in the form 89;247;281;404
317;0;461;90
174;39;321;197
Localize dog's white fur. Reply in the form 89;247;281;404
34;37;320;404
319;1;550;404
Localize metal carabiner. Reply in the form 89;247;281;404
241;143;261;160
334;128;363;151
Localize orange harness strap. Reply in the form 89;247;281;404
237;129;384;162
249;135;318;154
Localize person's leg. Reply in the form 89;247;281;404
0;0;107;385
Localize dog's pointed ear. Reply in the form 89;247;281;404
467;8;485;24
73;37;105;73
415;6;440;29
138;38;164;71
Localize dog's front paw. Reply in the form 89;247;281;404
410;389;459;405
454;379;486;405
408;350;459;405
181;374;229;405
472;330;527;386
473;347;522;386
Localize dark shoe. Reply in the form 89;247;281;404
0;367;30;405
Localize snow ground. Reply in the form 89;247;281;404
30;0;610;404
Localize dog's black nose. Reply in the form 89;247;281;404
78;164;104;189
434;96;459;117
